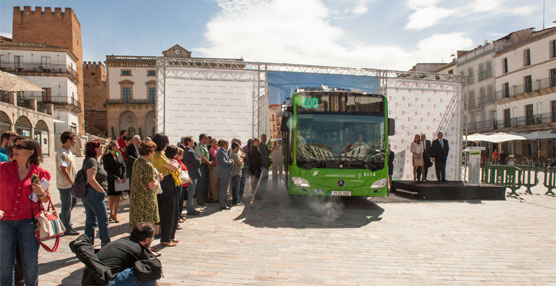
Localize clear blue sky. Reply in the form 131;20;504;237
1;0;554;70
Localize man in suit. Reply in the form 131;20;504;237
216;139;234;210
431;131;449;182
125;135;141;179
182;136;202;215
259;134;271;193
416;133;432;182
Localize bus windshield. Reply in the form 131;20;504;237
296;113;385;170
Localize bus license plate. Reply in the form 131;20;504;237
330;191;351;196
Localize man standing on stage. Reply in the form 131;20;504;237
417;133;432;182
431;132;449;182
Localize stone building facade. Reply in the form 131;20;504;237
11;6;85;134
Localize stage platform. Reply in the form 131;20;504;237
392;181;506;200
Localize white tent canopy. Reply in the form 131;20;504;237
0;71;43;92
519;131;556;140
463;133;492;142
463;132;528;143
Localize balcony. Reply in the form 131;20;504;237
466;119;498;133
41;96;82;113
0;91;53;116
498;113;555;130
0;62;79;84
496;77;556;100
106;99;155;105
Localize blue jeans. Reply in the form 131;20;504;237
186;178;198;214
0;219;39;286
82;186;110;247
58;187;77;230
231;175;241;204
106;268;157;286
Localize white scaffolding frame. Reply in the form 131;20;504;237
156;57;464;137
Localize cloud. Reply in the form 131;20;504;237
198;0;474;70
405;0;538;30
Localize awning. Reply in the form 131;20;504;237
0;71;44;92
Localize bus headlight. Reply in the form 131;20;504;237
292;177;310;187
371;179;387;189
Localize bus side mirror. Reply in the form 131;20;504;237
281;115;289;132
388;118;395;136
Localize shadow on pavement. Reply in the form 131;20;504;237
234;179;384;229
61;268;83;285
38;256;79;275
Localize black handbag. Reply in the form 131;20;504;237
132;258;162;282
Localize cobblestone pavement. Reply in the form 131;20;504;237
36;157;556;285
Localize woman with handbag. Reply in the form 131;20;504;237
0;136;51;286
101;141;127;223
82;140;111;247
175;147;193;220
151;134;180;247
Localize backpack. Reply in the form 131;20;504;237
71;168;88;198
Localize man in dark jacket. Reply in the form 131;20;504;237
182;136;201;215
258;134;270;194
75;222;159;285
125;135;141;179
431;132;449;182
416;133;432;182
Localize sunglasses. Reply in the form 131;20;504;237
14;144;31;150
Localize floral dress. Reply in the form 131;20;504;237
129;157;160;228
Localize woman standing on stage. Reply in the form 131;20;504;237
410;134;425;182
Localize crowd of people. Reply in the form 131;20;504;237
0;129;276;285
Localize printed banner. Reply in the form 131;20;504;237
162;68;257;145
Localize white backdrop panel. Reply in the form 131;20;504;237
387;79;462;181
161;69;257;145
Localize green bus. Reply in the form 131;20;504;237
280;87;395;197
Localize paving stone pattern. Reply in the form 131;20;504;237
36;157;556;285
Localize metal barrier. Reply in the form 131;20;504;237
544;167;556;196
482;165;556;196
481;165;521;197
518;166;539;195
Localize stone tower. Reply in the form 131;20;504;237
83;61;108;136
12;6;85;134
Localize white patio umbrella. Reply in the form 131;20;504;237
484;132;527;143
463;133;491;142
0;71;43;92
522;131;556;140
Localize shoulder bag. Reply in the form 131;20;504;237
32;195;66;252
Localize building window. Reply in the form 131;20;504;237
503;82;510;98
40;56;49;70
478;63;485;81
468;90;475;109
503;109;511;128
502;58;508;73
524;75;532;93
523;49;531;66
148;87;156;103
121;69;132;76
551;100;556;122
14;56;21;69
467;67;474;83
550;68;556;87
550;40;556;58
525;104;534;125
486;60;492;78
147;70;156;76
122;87;131;103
